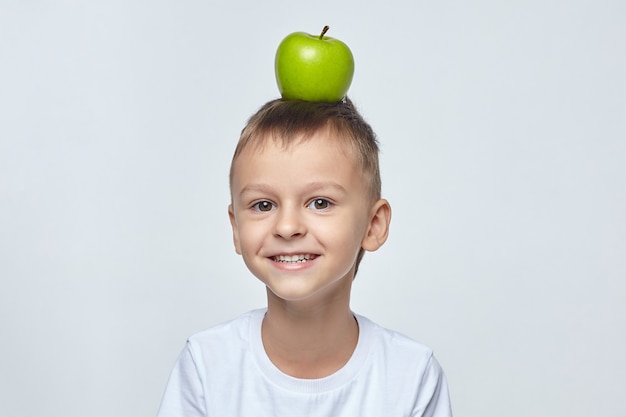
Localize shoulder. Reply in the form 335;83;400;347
356;315;452;416
356;315;446;389
185;309;263;359
357;314;434;360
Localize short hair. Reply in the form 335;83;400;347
230;97;381;200
229;97;382;276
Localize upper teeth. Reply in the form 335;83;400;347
274;254;313;263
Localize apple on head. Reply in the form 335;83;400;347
275;26;355;103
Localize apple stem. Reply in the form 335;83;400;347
319;25;329;40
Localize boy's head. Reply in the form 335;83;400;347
230;97;381;203
228;98;388;281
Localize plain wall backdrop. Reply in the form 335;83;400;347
1;1;624;416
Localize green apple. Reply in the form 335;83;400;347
275;26;355;102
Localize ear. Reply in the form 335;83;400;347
228;204;242;255
361;199;391;252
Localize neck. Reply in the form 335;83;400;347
262;287;359;379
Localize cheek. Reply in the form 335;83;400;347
316;217;363;247
237;221;267;251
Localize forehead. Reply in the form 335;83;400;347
230;130;364;190
233;129;359;171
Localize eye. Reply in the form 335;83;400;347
252;200;275;212
307;198;332;211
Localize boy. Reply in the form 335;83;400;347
157;98;453;416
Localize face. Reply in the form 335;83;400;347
229;130;385;305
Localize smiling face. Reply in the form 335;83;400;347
229;129;388;306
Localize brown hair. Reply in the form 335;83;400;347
230;97;381;200
229;97;382;276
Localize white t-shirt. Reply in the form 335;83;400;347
157;309;453;417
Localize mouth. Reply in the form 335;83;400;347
271;254;318;264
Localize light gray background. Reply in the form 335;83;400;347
1;1;624;416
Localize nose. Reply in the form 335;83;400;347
273;204;306;239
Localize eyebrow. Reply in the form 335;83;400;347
238;181;348;196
